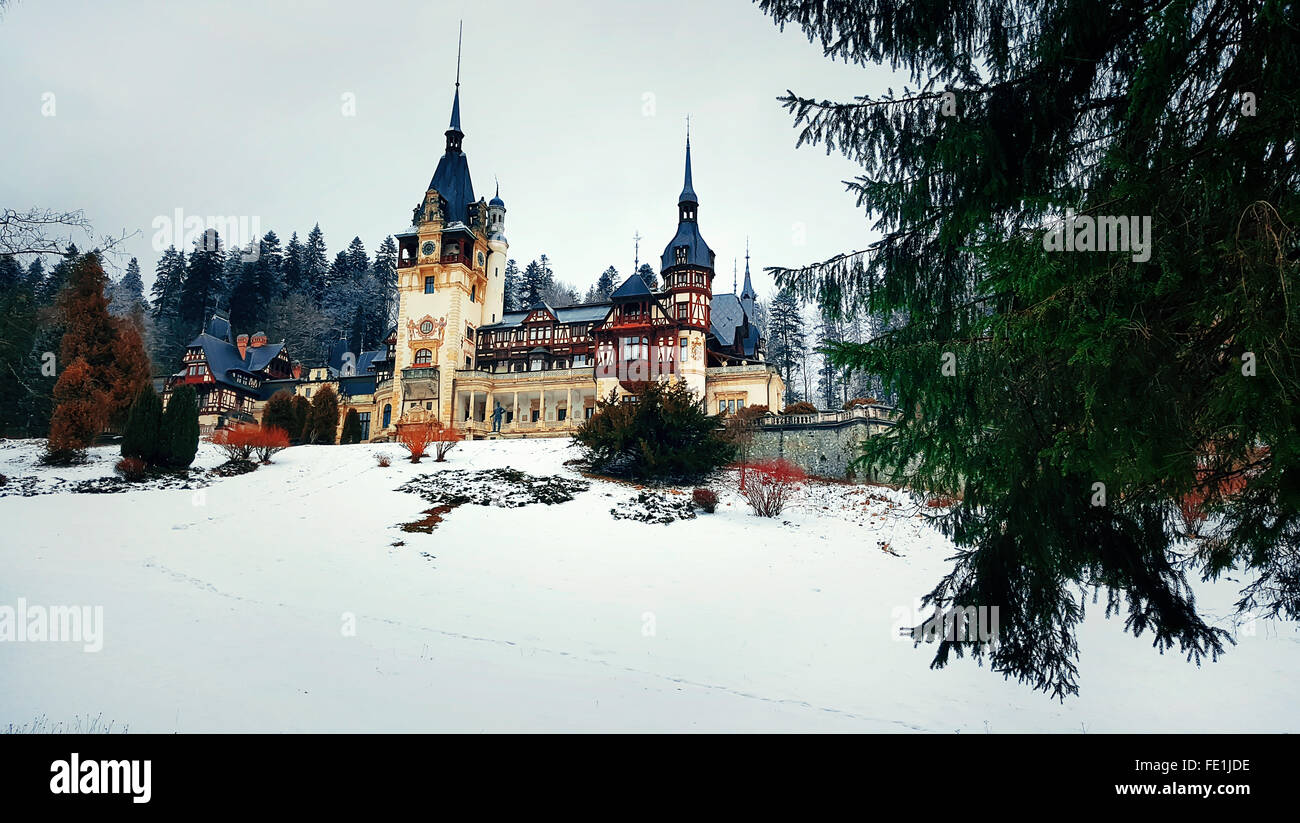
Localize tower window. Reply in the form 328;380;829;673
414;348;432;365
675;247;688;265
470;285;477;302
424;276;436;294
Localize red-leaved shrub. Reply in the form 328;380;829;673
377;453;392;468
740;459;805;517
114;456;148;482
692;487;718;513
211;423;260;462
253;426;290;463
398;422;437;463
211;424;291;464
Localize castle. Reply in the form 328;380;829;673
171;73;784;439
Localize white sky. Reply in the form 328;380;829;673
1;0;905;299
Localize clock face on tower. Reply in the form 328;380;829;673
476;251;485;266
421;241;436;256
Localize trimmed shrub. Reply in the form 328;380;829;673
308;385;339;444
782;401;818;415
121;384;164;465
262;390;297;440
340;408;363;445
740;459;805;517
573;381;735;483
692;487;718;513
160;384;200;468
290;395;311;444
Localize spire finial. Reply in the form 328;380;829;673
678;121;698;208
633;230;642;273
733;259;738;294
455;20;463;88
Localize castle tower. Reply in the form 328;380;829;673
483;183;508;325
392;43;498;425
660;132;714;396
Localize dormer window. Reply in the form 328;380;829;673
675;246;688;265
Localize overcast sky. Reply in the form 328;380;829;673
1;0;904;299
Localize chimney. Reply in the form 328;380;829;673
251;331;267;348
236;334;249;359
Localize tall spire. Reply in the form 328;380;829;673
741;239;756;309
445;22;464;149
678;118;698;207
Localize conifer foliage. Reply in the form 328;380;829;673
307;385;339;445
759;0;1299;696
159;385;200;468
340;408;363;445
574;380;735;483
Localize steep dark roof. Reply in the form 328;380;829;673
709;293;761;358
610;274;651;299
660;220;714;270
430;150;475;226
187;333;281;392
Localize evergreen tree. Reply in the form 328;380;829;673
227;244;261;334
160;384;199;468
45;358;104;463
121;384;164;465
760;0;1299;697
255;230;284;311
340;407;362;445
290;394;311;444
149;245;188;368
110;257;148;323
519;259;549;306
636;263;658;292
178;229;225;338
261;389;297;437
0;256;44;436
308;384;339;444
373;235;398;331
57;253;150;428
815;302;843;409
592;266;618;302
345;236;369;276
502;258;522;311
766;288;806;405
302;223;329;303
281;231;305;296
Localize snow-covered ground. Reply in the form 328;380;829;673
1;437;1296;732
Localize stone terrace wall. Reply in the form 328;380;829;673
745;406;896;481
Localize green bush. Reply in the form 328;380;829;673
160;384;199;468
308;384;339;444
262;390;297;440
340;408;362;445
290;395;311;444
121;384;163;465
573;380;734;483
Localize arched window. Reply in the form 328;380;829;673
414;348;432;365
382;404;391;428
